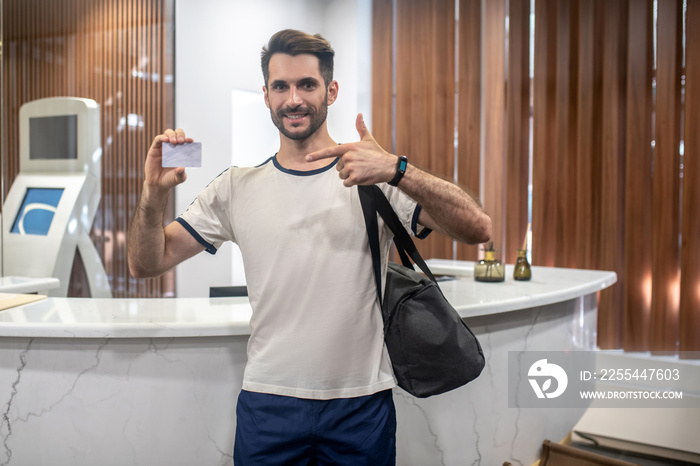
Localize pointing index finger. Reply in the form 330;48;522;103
306;144;350;162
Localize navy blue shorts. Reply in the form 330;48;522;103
233;389;396;465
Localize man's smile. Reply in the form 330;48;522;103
285;113;308;122
282;109;310;121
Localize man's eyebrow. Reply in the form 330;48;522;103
297;77;320;85
269;77;321;88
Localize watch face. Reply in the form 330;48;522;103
389;156;408;186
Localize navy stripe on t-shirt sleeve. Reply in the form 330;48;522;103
175;218;217;255
412;205;432;239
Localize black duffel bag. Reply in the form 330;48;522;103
359;185;486;398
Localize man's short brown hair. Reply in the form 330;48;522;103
261;29;335;88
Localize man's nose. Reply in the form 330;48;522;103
287;86;303;106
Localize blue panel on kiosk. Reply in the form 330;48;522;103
11;188;64;236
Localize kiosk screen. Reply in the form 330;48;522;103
11;188;64;235
29;115;78;160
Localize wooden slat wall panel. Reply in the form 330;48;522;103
530;0;658;351
597;0;628;349
432;0;457;260
369;0;698;357
575;0;603;271
394;0;455;260
2;0;175;298
456;0;482;261
529;0;694;353
533;0;581;269
533;0;558;267
623;0;653;351
652;0;682;352
555;0;576;269
482;0;507;258
429;0;456;183
680;0;700;353
371;0;393;152
394;0;423;177
505;0;530;264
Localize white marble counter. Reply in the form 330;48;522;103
0;261;616;466
0;260;615;338
426;259;616;316
0;296;252;338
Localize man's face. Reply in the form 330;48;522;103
263;53;337;141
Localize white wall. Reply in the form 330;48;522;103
174;0;372;297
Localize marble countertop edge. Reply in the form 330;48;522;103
0;261;617;338
0;319;253;339
427;259;617;319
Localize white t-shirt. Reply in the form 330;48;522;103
178;155;428;399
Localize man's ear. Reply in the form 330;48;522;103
262;85;270;109
327;80;339;106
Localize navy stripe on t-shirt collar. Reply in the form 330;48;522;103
272;154;339;176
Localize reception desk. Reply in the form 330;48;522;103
0;260;615;465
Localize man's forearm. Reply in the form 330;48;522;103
302;114;492;244
397;164;492;245
128;185;171;278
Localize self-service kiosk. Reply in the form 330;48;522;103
2;97;112;297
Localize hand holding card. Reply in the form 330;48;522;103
162;142;202;168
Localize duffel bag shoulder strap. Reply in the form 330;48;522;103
364;185;438;284
358;185;384;305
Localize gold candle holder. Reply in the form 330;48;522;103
513;249;532;281
474;242;505;282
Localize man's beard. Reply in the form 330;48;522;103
270;96;328;141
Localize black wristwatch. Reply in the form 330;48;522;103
388;155;408;186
